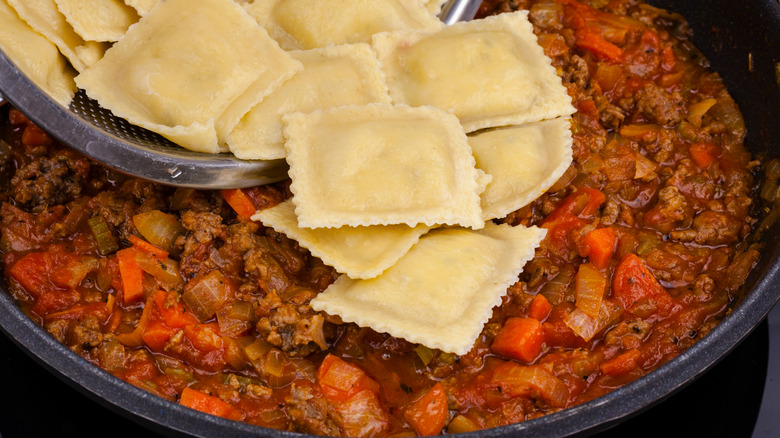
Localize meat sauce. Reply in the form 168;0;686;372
0;0;763;436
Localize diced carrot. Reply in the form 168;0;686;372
117;248;145;304
220;189;257;220
318;354;380;403
600;348;642;376
128;234;169;259
612;253;677;317
179;387;242;421
689;142;722;168
491;317;545;363
581;227;616;269
575;27;624;62
404;383;448;436
528;294;552;321
142;321;177;352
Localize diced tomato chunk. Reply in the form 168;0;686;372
142;321;177;352
612;254;677;317
8;252;57;297
491;362;569;408
336;389;390;437
153;290;199;328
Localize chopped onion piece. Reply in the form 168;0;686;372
575;263;606;318
564;299;622;341
135;251;184;290
686;98;717;127
414;345;436;366
634;153;657;180
217;301;256;338
132;210;184;252
182;270;235;321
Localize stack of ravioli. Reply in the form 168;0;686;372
0;0;576;355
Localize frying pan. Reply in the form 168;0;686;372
0;0;779;437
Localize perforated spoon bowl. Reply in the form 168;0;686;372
0;0;481;189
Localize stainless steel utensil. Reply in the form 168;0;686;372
0;0;481;189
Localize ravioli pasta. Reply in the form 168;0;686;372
75;0;302;153
227;44;391;160
6;0;92;73
123;0;158;16
244;0;442;50
283;103;484;229
253;200;431;279
0;0;76;107
54;0;139;42
310;223;547;355
373;11;575;132
471;118;574;220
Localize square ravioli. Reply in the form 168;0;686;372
0;0;76;107
227;44;391;160
7;0;91;72
252;200;431;279
54;0;139;42
123;0;157;16
283;104;484;229
75;0;302;153
311;223;547;355
373;11;575;132
244;0;442;50
471;118;573;220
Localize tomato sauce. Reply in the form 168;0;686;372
0;0;763;436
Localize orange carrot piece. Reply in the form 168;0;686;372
117;248;144;304
528;294;552;321
220;189;257;220
318;354;380;403
128;234;169;259
404;383;448;436
575;27;624;62
581;227;616;269
491;317;545;363
179;387;242;421
600;348;642;376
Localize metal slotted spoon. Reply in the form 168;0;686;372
0;0;481;189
